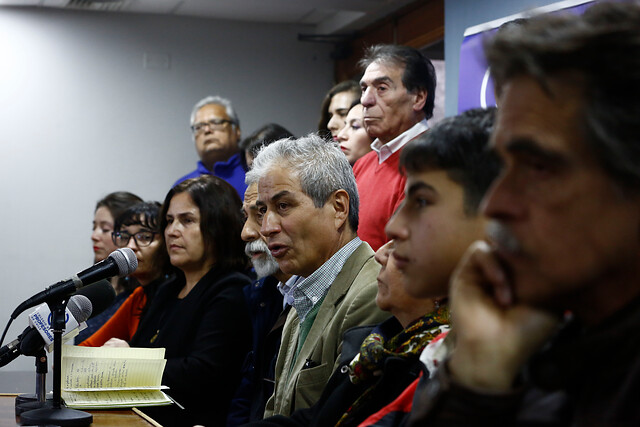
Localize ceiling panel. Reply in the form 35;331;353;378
173;0;316;23
126;0;182;14
2;0;417;35
0;0;41;5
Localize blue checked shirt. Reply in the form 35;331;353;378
292;237;362;322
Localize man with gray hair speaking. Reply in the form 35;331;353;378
247;134;388;417
174;95;246;197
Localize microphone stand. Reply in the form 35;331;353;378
15;349;52;416
19;298;93;426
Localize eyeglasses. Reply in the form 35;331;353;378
112;230;157;247
191;118;234;134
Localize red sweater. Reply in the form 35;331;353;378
353;149;406;251
79;286;148;347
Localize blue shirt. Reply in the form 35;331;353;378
292;237;362;321
174;152;247;198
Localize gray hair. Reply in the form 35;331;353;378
190;95;240;129
485;1;640;192
358;44;436;120
246;134;360;232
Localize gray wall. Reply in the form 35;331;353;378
0;7;332;374
444;0;560;116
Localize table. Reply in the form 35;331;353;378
0;394;156;426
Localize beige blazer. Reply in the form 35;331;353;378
264;242;389;417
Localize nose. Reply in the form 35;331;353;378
241;220;260;243
201;122;214;133
337;124;349;142
260;210;281;238
91;228;100;242
361;87;375;108
327;114;340;133
165;221;180;238
384;204;409;242
126;236;138;250
481;171;526;221
374;240;393;267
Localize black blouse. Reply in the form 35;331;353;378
131;266;252;426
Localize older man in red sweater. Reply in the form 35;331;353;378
353;44;436;251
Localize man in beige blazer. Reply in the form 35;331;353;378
246;134;388;417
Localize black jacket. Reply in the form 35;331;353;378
408;296;640;427
227;275;287;425
131;266;252;426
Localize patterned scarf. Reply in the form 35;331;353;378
335;305;450;426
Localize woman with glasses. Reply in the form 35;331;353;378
129;175;252;426
79;201;171;347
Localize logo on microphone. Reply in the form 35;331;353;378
47;311;70;327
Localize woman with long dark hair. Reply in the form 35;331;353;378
130;175;252;426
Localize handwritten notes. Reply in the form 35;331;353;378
61;345;172;409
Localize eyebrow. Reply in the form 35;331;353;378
504;138;568;166
407;181;437;198
270;190;293;203
361;76;394;87
121;227;152;232
167;211;198;219
256;190;292;207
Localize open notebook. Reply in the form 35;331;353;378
61;345;173;409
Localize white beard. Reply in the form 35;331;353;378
245;239;280;278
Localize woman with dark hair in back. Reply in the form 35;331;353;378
77;191;143;343
129;175;252;426
79;201;171;347
318;80;361;141
337;103;373;166
240;123;294;169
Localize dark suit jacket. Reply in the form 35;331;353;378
131;266;252;426
227;276;287;425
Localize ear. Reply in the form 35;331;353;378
330;189;350;230
412;88;428;113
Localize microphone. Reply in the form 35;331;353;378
0;295;92;367
27;295;92;349
11;248;137;319
0;280;116;367
73;279;117;319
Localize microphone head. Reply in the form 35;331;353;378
73;280;116;319
67;295;93;323
109;248;138;276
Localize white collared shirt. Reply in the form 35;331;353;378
277;275;301;310
371;119;429;164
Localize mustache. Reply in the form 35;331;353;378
245;239;279;278
485;221;521;254
245;239;270;257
